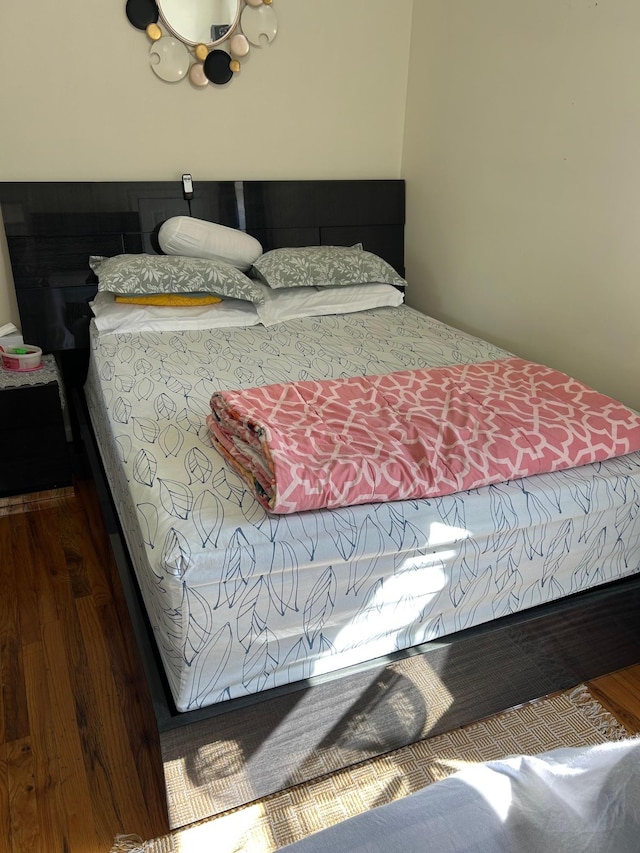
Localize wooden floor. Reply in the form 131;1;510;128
1;476;640;853
0;477;169;852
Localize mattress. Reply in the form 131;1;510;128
84;305;640;713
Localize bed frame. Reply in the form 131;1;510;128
2;178;640;752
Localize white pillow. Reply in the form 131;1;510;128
90;291;260;334
158;217;263;271
255;282;404;326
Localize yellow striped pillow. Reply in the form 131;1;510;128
114;293;222;306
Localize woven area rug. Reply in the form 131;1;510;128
111;684;633;853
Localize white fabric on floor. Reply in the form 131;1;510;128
278;739;640;853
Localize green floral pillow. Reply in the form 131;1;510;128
250;246;407;290
89;254;265;304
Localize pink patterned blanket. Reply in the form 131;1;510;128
207;357;640;514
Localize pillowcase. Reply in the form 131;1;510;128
251;245;407;290
89;254;265;304
114;293;221;306
90;291;260;334
158;216;263;270
255;282;404;326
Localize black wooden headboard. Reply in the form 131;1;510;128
0;180;405;361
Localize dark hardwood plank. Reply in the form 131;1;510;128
54;496;94;600
40;617;102;852
58;476;117;609
0;517;29;743
0;518;10;747
49;569;144;849
0;743;9;852
11;514;41;643
14;513;58;643
76;595;161;840
23;641;70;853
6;738;39;853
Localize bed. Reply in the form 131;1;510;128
83;302;640;717
2;178;640;803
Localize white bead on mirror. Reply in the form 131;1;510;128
149;36;191;82
240;3;277;46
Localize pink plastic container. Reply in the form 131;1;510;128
0;344;43;371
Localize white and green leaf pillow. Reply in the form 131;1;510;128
89;254;265;304
251;245;407;290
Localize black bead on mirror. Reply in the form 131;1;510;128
203;50;234;85
125;0;159;31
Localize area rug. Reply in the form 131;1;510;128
111;684;633;853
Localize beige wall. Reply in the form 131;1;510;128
4;1;638;410
403;0;640;408
0;0;413;327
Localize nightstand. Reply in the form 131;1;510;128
0;354;73;497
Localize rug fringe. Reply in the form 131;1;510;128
568;684;633;740
109;835;158;853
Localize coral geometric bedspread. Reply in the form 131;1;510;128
207;357;640;514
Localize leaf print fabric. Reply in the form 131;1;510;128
251;245;407;290
89;254;265;302
84;305;640;712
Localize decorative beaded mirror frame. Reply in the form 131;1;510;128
125;0;277;87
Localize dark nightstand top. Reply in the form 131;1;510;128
0;353;65;406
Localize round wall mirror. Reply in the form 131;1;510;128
157;0;242;47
